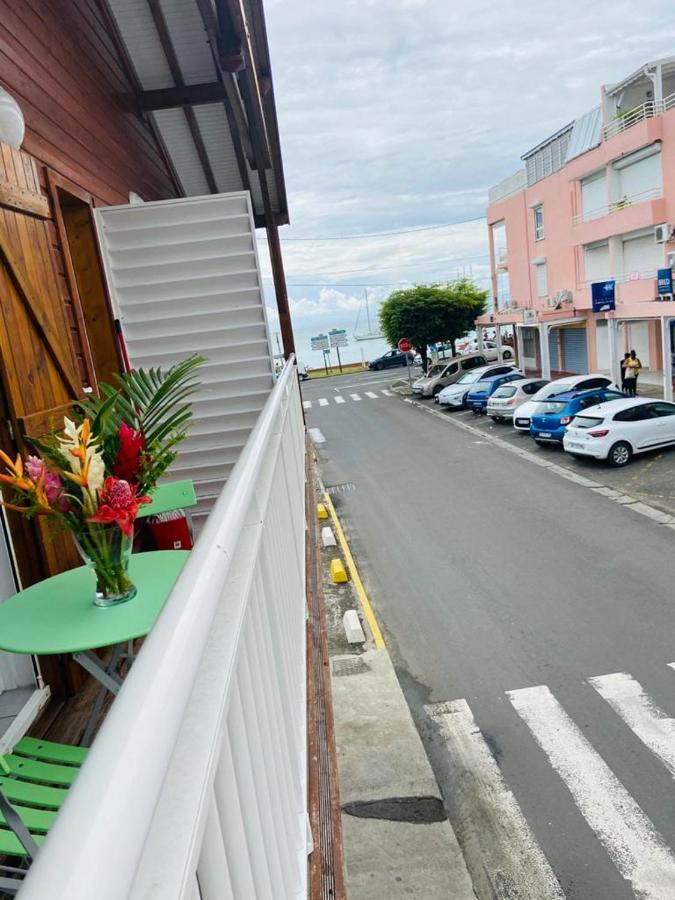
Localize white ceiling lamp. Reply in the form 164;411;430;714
0;87;25;148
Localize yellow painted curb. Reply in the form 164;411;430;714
323;492;386;649
317;502;328;520
330;558;348;583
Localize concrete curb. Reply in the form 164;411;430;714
330;649;476;899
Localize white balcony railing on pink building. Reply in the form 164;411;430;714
572;186;663;225
602;93;675;141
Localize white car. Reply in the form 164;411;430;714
436;364;520;408
486;378;550;421
563;397;675;466
459;340;514;362
512;374;619;432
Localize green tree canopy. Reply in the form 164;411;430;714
378;280;488;368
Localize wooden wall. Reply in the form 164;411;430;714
0;0;177;206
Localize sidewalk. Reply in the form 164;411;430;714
320;489;475;899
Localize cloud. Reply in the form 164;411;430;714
259;0;675;321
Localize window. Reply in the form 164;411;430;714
523;380;547;395
461;357;484;371
522;330;536;357
443;363;459;377
572;416;604;429
650;402;675;418
580;171;608;221
533;205;544;240
534;262;548;297
613;145;662;203
584;241;610;283
579;394;602;409
614;405;653;422
493;386;518;398
578;377;610;390
620;230;663;276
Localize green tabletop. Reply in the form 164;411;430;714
0;551;189;655
136;480;197;519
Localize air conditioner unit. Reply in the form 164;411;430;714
510;300;520;309
547;296;558;308
655;224;673;244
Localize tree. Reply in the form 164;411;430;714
378;280;488;370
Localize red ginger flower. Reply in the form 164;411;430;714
113;423;145;483
88;476;150;536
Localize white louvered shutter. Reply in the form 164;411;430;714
94;193;276;530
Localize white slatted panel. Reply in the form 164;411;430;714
94;193;275;528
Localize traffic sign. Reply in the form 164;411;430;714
398;338;412;352
311;333;329;351
329;328;348;348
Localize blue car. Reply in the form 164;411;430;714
530;387;624;444
466;371;524;413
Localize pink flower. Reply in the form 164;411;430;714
88;476;151;536
25;456;68;511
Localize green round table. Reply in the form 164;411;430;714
0;550;189;655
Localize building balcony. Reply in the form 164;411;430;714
572;187;663;226
573;196;666;244
602;93;675;141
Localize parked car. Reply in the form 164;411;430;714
530;388;624;445
466;371;526;413
436;364;520;408
368;349;415;370
486;378;550;421
412;352;488;398
459;340;514;361
563;398;675;466
512;374;620;432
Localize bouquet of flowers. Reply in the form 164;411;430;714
0;355;203;606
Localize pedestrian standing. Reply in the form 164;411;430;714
620;352;630;393
624;349;642;397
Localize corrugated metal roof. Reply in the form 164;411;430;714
193;104;244;194
522;122;575;160
159;0;219;85
565;106;602;163
107;0;174;90
152;108;211;195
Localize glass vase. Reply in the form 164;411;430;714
74;523;137;608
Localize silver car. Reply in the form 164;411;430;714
487;378;550;421
412;352;487;398
436;364;521;408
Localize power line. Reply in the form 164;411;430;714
256;214;487;243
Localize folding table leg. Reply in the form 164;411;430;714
75;644;125;746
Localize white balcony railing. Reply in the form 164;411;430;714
18;358;308;900
602;93;675;140
572;186;663;225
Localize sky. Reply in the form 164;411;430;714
258;0;675;335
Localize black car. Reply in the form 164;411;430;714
368;349;415;371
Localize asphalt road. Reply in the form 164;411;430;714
304;369;675;900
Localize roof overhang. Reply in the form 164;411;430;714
604;57;675;98
102;0;288;227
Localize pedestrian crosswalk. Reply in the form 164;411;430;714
303;389;394;410
427;663;675;899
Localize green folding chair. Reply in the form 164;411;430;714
0;738;87;893
136;478;197;525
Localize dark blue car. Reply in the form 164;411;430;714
530;387;624;444
466;371;524;413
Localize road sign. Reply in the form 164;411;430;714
398;338;412;353
311;333;329;351
658;268;674;295
329;328;348;348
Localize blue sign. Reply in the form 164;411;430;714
591;280;616;313
658;268;673;295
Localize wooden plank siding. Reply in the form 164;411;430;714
0;0;177;206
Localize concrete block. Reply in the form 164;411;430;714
317;502;328;520
343;610;366;643
330;557;348;583
321;525;337;547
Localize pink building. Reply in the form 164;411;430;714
481;58;675;398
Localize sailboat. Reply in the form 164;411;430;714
354;289;383;341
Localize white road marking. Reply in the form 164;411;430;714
308;427;325;445
318;398;329;407
302;400;312;410
334;395;345;404
350;393;361;401
381;389;393;396
508;684;675;899
589;672;675;776
426;699;564;899
365;391;378;399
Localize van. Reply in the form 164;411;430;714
412;352;488;398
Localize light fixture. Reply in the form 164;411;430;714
0;88;25;148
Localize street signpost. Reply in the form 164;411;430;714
398;338;413;389
311;333;330;374
591;280;616;313
658;268;674;297
329;328;348;373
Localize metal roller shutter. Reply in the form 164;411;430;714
94;193;275;531
561;328;588;374
548;330;560;370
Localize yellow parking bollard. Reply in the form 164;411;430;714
317;502;328;520
330;558;349;583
